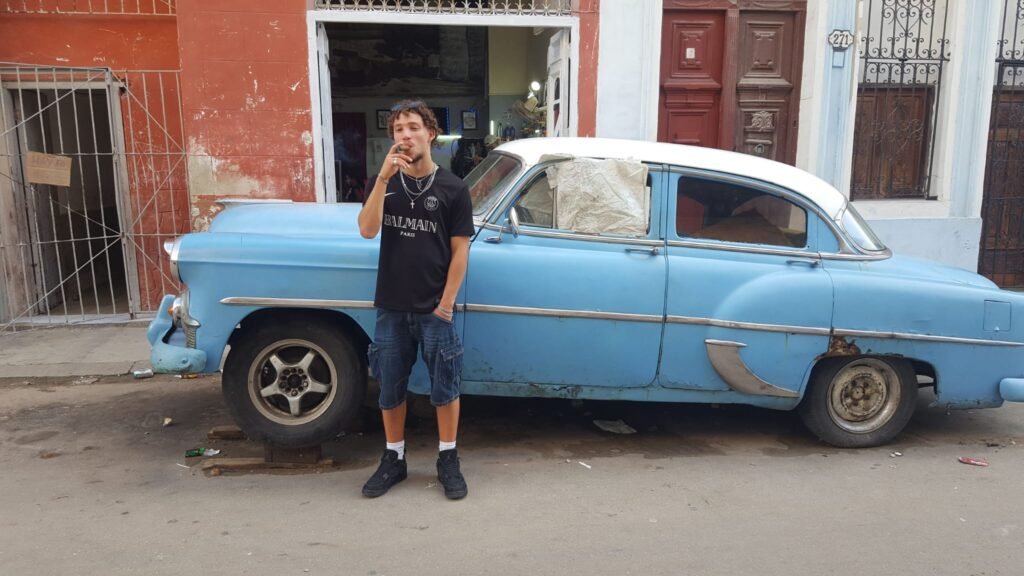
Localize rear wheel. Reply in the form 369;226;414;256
798;356;917;448
223;318;365;447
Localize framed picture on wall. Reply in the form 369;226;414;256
461;110;477;131
376;109;389;130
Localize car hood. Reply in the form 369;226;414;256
207;202;363;237
871;254;999;290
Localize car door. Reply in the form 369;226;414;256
659;169;834;401
461;160;667;389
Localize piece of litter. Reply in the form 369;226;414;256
175;463;190;469
174;374;201;379
131;369;154;379
958;456;989;467
890;451;902;457
578;461;592;469
162;417;173;427
565;459;571;463
593;419;637;435
959;517;967;523
72;376;98;385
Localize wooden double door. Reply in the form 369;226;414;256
658;0;806;165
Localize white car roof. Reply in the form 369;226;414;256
495;137;847;219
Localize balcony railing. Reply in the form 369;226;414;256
313;0;572;16
0;0;175;16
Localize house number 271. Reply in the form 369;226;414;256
828;29;855;50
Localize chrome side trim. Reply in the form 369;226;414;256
667;239;818;259
221;297;375;309
820;250;892;262
705;339;799;398
481;222;663;247
464;303;663;323
833;328;1024;348
667;315;831;336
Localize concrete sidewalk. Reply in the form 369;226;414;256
0;325;152;378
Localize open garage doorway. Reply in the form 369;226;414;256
311;18;575;203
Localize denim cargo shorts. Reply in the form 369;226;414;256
367;308;464;410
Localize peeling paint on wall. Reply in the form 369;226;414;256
187;140;268;229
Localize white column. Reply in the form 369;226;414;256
595;0;661;141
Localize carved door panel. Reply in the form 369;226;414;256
658;11;725;148
735;11;800;163
658;1;806;166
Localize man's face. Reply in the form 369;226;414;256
392;110;435;164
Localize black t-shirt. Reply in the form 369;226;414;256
372;167;475;313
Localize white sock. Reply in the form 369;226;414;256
386;440;405;460
439;440;457;452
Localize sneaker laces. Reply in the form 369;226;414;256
439;454;462;479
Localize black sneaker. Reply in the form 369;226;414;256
436;448;468;500
362;449;407;498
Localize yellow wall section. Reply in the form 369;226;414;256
488;27;529;96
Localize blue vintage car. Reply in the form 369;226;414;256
148;137;1024;448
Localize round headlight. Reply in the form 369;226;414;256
164;237;183;283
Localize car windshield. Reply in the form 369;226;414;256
464;152;522;218
841;203;887;252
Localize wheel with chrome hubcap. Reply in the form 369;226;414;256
799;356;917;448
223;317;365;447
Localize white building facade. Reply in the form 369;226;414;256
596;0;1017;284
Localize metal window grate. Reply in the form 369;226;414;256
0;0;175;16
313;0;571;16
979;0;1024;288
851;0;950;200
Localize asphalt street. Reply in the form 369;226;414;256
1;373;1022;576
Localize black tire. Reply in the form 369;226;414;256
222;317;365;447
798;356;917;448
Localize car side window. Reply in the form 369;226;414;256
514;171;555;229
676;176;808;248
512;159;652;237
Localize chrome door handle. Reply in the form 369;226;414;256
625;246;660;255
786;258;820;267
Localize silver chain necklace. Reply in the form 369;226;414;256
399;164;438;209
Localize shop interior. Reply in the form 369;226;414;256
323;22;562;202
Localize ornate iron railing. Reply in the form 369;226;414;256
0;0;175;15
851;0;950;200
313;0;572;16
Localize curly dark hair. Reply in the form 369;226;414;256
387;99;442;146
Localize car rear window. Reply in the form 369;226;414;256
676;176;808;248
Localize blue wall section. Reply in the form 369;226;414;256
816;0;858;192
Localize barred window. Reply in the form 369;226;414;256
851;0;950;200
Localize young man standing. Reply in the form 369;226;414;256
357;100;474;500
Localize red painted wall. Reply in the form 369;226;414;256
0;13;179;69
176;0;315;230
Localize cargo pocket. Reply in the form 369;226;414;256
436;342;464;388
367;343;382;381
